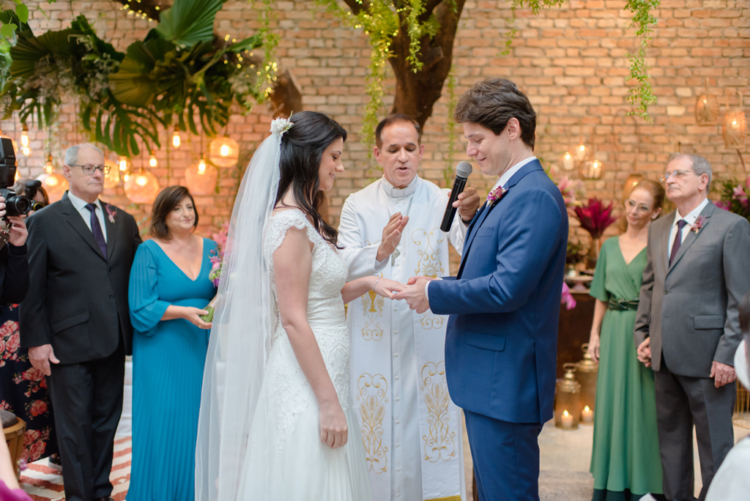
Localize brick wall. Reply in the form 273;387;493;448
5;0;749;247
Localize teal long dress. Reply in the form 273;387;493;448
126;238;217;501
589;237;663;501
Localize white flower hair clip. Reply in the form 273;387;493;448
270;114;294;137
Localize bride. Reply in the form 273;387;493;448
195;111;404;500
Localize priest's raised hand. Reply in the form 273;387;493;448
375;212;409;263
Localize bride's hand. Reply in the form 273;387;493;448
373;277;406;299
319;399;348;449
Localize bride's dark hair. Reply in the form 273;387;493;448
275;111;347;247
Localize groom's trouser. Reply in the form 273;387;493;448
464;409;543;501
654;357;735;501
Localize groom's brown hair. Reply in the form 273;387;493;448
455;78;536;150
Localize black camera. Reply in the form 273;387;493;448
0;137;35;217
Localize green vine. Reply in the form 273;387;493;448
502;0;659;120
624;0;659;120
251;0;280;101
315;0;438;145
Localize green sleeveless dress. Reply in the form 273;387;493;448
589;237;663;501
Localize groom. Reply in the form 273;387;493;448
396;78;567;501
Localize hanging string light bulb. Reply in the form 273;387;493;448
44;153;54;174
149;151;158;168
119;156;129;172
37;152;67;202
124;167;160;204
103;159;120;189
172;129;181;148
185;156;218;195
209;136;240;168
20;125;29;149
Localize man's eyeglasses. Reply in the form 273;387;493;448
69;164;111;175
660;169;694;183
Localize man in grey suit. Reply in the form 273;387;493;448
634;153;750;501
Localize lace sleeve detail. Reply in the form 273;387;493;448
264;209;316;257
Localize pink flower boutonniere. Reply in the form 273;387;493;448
105;205;117;224
691;215;706;234
486;186;507;207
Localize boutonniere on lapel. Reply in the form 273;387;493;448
105;205;117;224
690;215;706;234
485;186;507;208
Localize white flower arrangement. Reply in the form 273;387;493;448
270;115;294;137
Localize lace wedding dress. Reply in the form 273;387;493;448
237;209;372;500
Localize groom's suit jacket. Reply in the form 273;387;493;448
634;201;750;376
429;160;567;424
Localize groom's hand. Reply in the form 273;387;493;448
394;278;431;313
454;186;480;222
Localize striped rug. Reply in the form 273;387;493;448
20;436;131;501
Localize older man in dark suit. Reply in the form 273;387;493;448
20;143;141;501
634;153;750;501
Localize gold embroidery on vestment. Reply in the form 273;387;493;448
412;228;444;278
357;373;389;474
420;362;456;462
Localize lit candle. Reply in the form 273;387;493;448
561;410;574;429
575;144;587;161
582;406;593;424
562;152;575;171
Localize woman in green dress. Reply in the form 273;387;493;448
588;179;666;501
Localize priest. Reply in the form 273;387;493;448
338;114;480;501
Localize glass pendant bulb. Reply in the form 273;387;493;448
149;152;158;168
172;130;181;148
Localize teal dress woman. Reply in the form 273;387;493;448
127;187;216;501
587;180;665;501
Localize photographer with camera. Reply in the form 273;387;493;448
0;136;31;309
0;178;62;470
0;194;30;304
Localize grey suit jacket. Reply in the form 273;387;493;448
634;201;750;376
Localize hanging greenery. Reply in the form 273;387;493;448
503;0;659;119
0;0;266;157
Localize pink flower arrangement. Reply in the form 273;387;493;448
556;175;585;208
717;176;750;223
208;221;229;288
573;198;618;240
561;282;576;310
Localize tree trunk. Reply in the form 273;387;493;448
389;1;466;129
342;0;467;129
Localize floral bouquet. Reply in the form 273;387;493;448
556;175;586;208
201;221;230;323
715;176;750;223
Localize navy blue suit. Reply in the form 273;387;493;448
429;160;567;501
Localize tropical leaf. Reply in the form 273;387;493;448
108;38;176;107
156;0;224;47
10;29;73;79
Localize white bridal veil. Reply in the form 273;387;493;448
195;119;291;501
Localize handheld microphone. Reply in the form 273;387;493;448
440;161;473;232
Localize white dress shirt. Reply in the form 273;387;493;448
425;156;537;302
667;197;708;257
67;191;108;242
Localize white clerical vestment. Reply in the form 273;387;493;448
338;176;467;501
